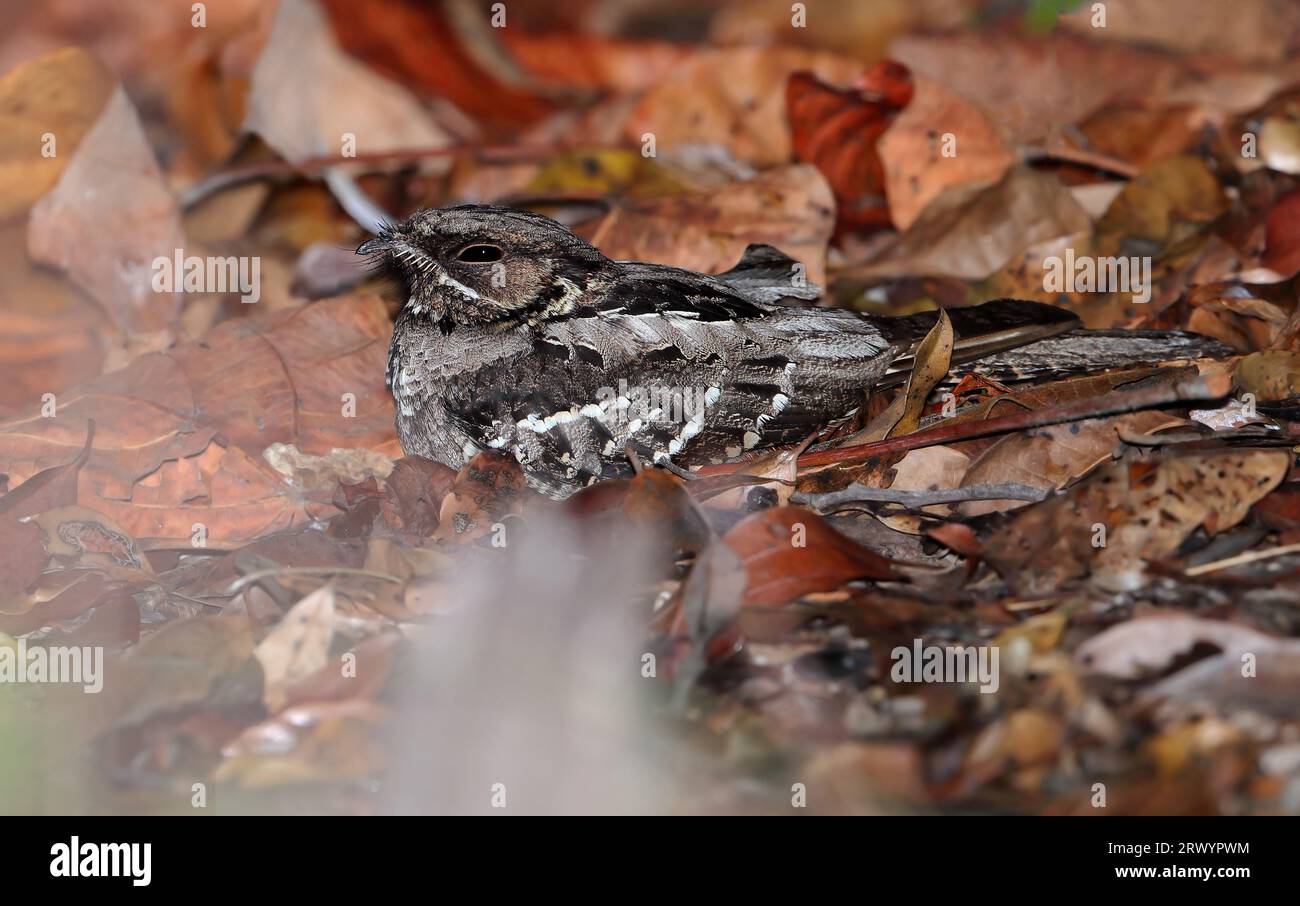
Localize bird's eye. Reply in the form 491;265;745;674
456;244;504;263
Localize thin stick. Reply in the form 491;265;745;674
760;370;1229;473
1184;542;1300;577
226;566;404;595
1023;145;1140;179
794;481;1050;510
180;141;603;209
169;590;226;611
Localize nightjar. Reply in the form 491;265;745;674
362;204;1228;499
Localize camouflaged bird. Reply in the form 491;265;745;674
362;204;1229;499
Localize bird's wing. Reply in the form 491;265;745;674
442;324;732;494
447;265;904;478
711;243;822;304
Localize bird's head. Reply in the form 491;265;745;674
359;204;610;330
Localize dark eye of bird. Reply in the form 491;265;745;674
457;244;504;263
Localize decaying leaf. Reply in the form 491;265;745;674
255;583;338;713
956;409;1187;517
986;449;1290;594
108;615;257;729
379;456;458;536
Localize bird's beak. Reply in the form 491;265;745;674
356;237;390;256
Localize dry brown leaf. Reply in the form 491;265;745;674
1185;291;1289;352
1093;155;1228;258
379;456;458;536
890;32;1186;146
723;506;897;607
0;47;114;222
786;62;912;235
963;708;1065;785
0;295;397;547
1264;189;1300;278
956;410;1187;517
709;0;948;61
623;468;709;556
581;165;835;288
0;519;48;598
888;309;952;438
1076;613;1286;679
433;451;526;544
526;148;696;199
27;83;184;336
1060;0;1299;63
256;583;337;713
499;30;695;94
945;368;1184;448
244;0;453;166
107;615;256;729
33;504;149;572
986;449;1290;594
1079;614;1300;715
318;0;552;129
878;76;1015;231
1078;105;1209;170
263;444;395;500
0;419;92;521
278;632;400;710
0;222;110;416
850;166;1091;281
1235;350;1300;400
1259;116;1300;175
622;46;863;168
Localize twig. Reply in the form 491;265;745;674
1184;542;1300;577
179;141;602;209
323;168;393;235
1116;426;1209;446
1023;145;1140;179
784;369;1229;472
793;481;1051;510
169;590;226;611
226;566;404;595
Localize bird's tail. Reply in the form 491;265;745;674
955;327;1235;384
874;298;1233;388
715;243;1234;389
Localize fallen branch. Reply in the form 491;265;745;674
180;140;613;209
793;481;1050;511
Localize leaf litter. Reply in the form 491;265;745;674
2;0;1300;815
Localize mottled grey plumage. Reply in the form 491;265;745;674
364;204;1228;499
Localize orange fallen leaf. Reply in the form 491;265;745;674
723;506;897;607
786;61;912;234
